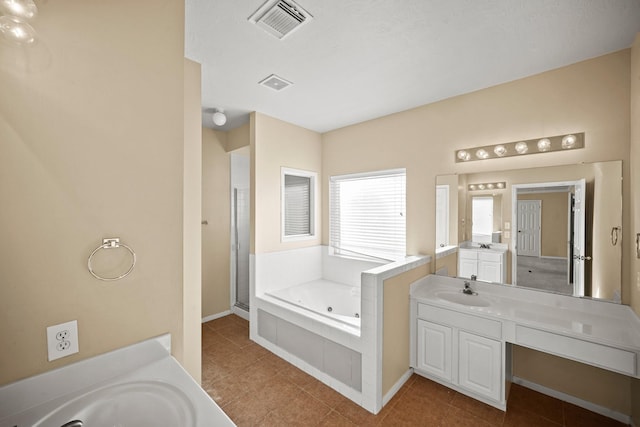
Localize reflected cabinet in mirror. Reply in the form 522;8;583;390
435;161;622;303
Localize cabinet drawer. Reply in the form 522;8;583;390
418;303;502;339
515;326;636;375
459;249;478;260
478;251;502;262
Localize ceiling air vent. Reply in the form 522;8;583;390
248;0;313;40
259;74;293;91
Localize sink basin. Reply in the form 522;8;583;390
34;381;195;427
435;291;492;307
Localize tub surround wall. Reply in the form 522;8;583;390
382;261;431;400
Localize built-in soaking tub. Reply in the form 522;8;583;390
266;280;361;328
251;245;430;414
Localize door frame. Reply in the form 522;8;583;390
511;180;583;288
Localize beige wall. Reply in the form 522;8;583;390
519;192;568;258
382;263;430;395
0;0;188;384
227;122;250;152
436;252;458;277
202;129;231;318
513;346;631;414
183;58;203;381
629;33;640;426
323;50;630;261
322;50;631;414
252;112;322;254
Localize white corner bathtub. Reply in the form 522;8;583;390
266;279;361;328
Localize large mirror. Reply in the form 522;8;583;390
435;161;622;303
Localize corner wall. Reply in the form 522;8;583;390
0;0;187;384
252;112;322;255
629;33;640;426
202;128;231;318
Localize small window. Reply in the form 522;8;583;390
330;169;406;262
282;168;316;241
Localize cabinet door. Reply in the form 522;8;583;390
478;261;501;283
417;319;452;381
458;331;501;402
458;259;478;279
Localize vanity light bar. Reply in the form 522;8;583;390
468;182;506;191
455;132;584;163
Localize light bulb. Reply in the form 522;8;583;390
0;15;36;44
476;149;489;160
212;110;227;126
468;184;476;191
493;145;507;157
457;150;471;161
561;134;577;149
537;138;551;152
0;0;37;20
496;182;505;189
515;142;528;154
487;183;495;189
478;184;485;190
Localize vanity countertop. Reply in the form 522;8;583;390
411;275;640;352
458;241;508;253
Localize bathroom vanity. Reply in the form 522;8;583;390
410;275;640;413
457;243;507;283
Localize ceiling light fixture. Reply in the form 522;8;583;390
0;15;36;44
0;0;37;20
455;133;584;162
212;109;227;126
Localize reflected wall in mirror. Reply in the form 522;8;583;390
435;160;622;303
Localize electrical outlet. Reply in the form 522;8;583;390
47;320;79;361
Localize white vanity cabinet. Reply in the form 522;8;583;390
412;302;505;408
458;248;506;283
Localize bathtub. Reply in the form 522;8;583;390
266;279;361;328
251;245;431;414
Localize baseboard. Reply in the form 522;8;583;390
383;368;414;407
201;310;232;323
231;305;250;321
540;256;567;260
512;376;630;425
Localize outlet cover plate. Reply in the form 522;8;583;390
46;320;79;361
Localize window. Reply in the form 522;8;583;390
472;196;493;243
435;185;449;248
282;168;316;241
330;169;406;262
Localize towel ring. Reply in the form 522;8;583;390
88;238;136;281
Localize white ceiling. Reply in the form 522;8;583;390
185;0;640;133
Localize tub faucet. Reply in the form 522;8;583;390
470;274;477;281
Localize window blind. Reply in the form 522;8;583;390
330;169;406;262
284;174;311;236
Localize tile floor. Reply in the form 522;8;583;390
202;314;627;426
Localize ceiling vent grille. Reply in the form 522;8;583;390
248;0;313;40
259;74;293;91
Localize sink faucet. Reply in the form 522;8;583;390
463;281;476;295
470;274;477;281
479;243;491;249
